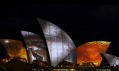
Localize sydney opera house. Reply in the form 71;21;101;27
0;18;118;71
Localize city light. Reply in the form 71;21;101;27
4;40;9;43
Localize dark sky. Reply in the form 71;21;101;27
0;4;119;56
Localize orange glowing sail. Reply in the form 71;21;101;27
0;39;28;63
77;41;111;66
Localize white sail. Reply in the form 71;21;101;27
21;31;49;64
103;53;119;66
64;50;76;64
37;18;76;66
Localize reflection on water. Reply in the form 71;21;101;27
32;69;76;71
53;69;76;71
96;69;111;71
32;69;47;71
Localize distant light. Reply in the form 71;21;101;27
114;65;116;67
4;40;9;43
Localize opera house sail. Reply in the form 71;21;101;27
21;31;49;64
77;41;111;66
103;53;119;66
0;39;28;63
37;18;76;67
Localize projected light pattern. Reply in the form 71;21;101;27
64;51;76;63
0;39;28;63
77;41;111;66
37;18;76;66
103;53;119;66
21;31;48;64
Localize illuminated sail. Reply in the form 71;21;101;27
103;53;119;66
0;39;28;63
64;51;76;63
37;18;76;66
21;31;49;64
77;41;111;66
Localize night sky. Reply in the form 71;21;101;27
0;4;119;56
